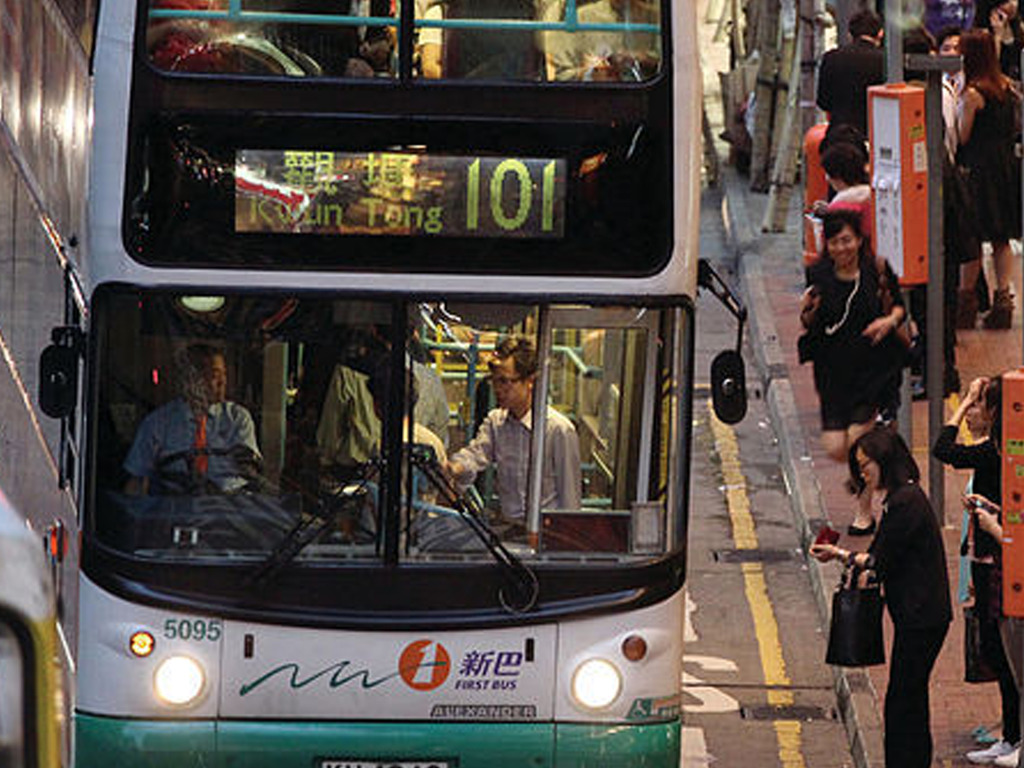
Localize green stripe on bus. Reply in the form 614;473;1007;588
75;715;679;767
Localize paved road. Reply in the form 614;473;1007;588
683;183;855;767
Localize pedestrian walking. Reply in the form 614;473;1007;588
797;209;910;534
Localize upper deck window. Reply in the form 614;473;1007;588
144;0;662;81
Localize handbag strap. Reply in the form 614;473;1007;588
841;560;879;589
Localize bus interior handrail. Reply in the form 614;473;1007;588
148;8;659;34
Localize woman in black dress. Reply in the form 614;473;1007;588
798;209;908;533
932;376;1020;763
812;426;951;768
958;28;1022;329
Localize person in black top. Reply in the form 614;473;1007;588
932;376;1020;763
798;210;908;534
816;9;885;151
812;426;951;768
959;28;1022;329
976;0;1024;82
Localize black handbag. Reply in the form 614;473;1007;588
825;566;885;667
964;605;999;683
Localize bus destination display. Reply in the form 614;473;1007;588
235;150;566;239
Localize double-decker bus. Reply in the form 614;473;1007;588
0;492;62;768
4;0;748;764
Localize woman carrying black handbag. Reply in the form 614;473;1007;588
811;426;952;768
824;560;885;667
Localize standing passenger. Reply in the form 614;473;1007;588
447;336;581;519
812;426;951;768
932;377;1021;765
958;28;1022;329
816;9;885;151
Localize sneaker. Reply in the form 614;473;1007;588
969;740;1015;764
993;743;1021;767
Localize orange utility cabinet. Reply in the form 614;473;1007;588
868;83;928;285
803;123;829;266
1003;369;1024;617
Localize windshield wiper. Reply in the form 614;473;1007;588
248;465;375;586
409;445;539;613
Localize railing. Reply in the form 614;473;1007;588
149;4;659;34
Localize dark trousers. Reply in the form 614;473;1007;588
884;622;948;768
975;562;1021;744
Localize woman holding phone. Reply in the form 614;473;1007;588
933;376;1020;764
811;426;951;768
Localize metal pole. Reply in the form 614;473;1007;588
926;67;945;526
885;0;910;444
906;53;960;524
834;0;852;45
526;309;553;549
924;58;946;526
884;0;902;84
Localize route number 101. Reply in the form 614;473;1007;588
465;159;560;234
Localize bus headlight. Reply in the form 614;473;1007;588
154;655;205;706
571;658;622;710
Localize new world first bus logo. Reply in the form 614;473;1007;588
237;638;451;696
398;640;451;691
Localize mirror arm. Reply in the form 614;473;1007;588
51;325;85;355
697;259;747;352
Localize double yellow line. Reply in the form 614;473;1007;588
707;402;807;768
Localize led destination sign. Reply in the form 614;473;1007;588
235;150;566;239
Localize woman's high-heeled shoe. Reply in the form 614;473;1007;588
983;288;1014;330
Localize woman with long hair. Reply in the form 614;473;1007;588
933;376;1020;764
958;28;1022;329
797;209;908;534
812;427;951;768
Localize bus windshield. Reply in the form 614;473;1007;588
92;288;687;567
145;0;662;82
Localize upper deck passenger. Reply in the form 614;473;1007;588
442;0;544;79
543;0;660;81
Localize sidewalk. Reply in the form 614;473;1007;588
711;87;1024;768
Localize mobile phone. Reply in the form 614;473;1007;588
972;498;994;513
814;525;840;546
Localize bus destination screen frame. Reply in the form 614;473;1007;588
235;150;566;240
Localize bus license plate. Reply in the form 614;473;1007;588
319;761;452;768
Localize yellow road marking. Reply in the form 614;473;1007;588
708;402;806;768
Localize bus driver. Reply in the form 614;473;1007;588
446;336;581;520
123;344;261;495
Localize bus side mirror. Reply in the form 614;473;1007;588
710;349;747;425
39;343;78;419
